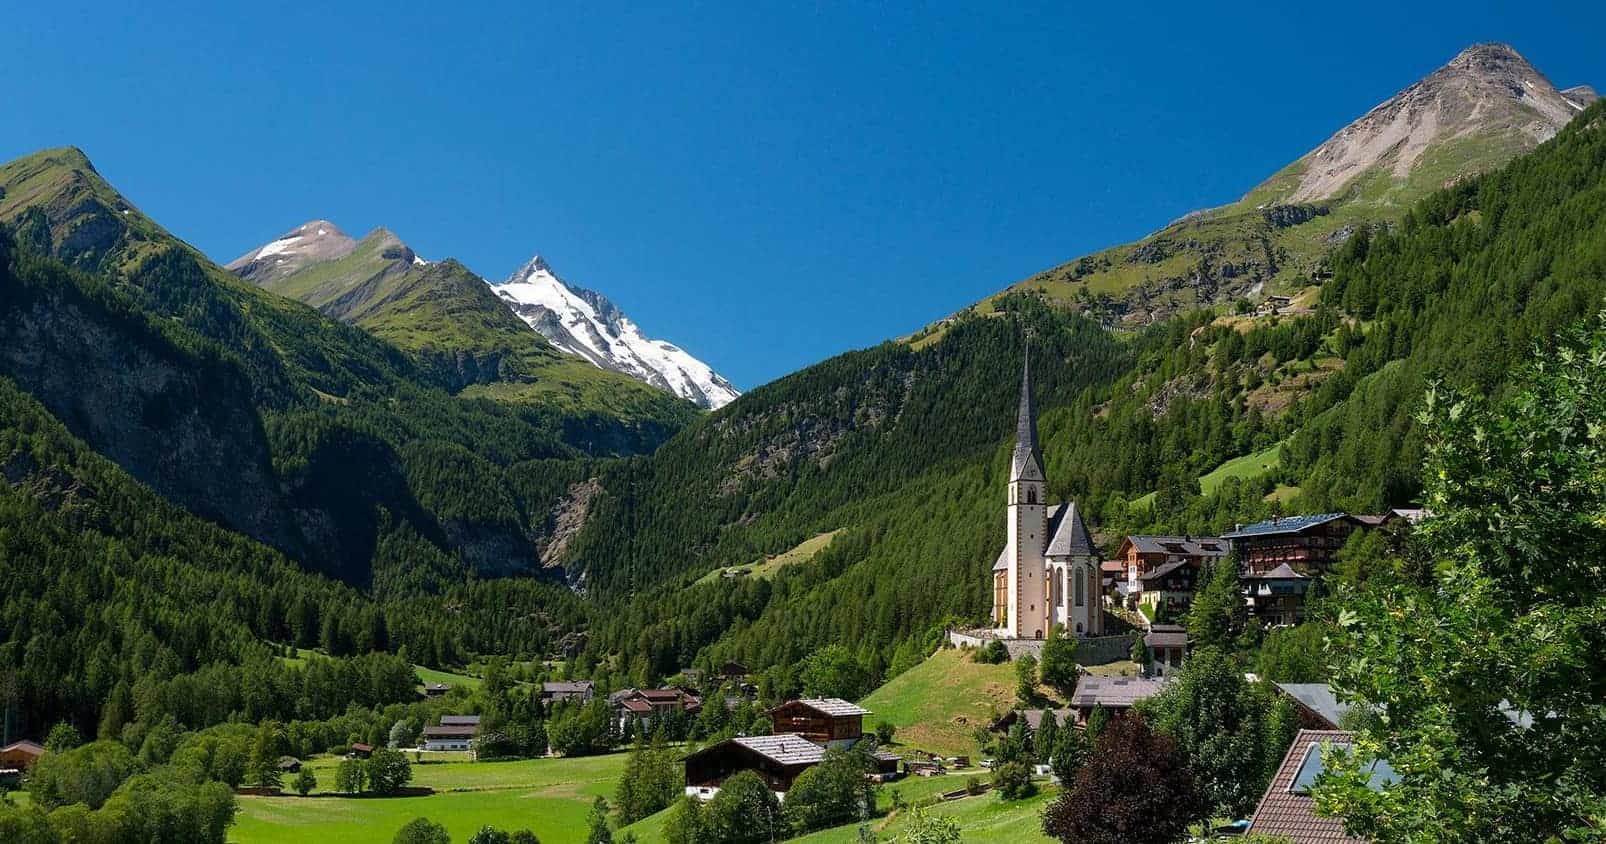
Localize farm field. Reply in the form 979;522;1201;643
230;753;627;843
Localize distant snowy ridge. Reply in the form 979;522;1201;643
493;256;740;409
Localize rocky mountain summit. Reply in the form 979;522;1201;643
225;219;364;284
981;42;1597;329
1263;42;1597;204
493;255;740;409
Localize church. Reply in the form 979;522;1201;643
990;351;1105;639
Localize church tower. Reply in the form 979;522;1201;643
1005;348;1049;639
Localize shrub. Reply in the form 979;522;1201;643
991;760;1035;800
393;817;451;844
874;721;897;744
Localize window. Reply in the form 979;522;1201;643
1074;566;1085;607
1027;487;1037;504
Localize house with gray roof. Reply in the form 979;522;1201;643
1068;676;1171;723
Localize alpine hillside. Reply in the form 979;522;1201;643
558;93;1606;688
936;42;1597;331
494;255;741;409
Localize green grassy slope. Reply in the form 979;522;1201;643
857;648;1020;757
231;753;628;844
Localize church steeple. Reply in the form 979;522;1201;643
1010;345;1045;483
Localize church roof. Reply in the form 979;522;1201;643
992;547;1009;571
1045;502;1097;558
1010;346;1045;483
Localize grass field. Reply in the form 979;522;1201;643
1131;441;1283;510
694;530;841;586
858;648;1024;757
276;647;484;692
230;753;627;843
794;785;1059;844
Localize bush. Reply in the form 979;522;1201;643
294;767;318;796
964;775;983;796
991;761;1035;800
972;640;1009;664
874;721;897;744
394;817;451;844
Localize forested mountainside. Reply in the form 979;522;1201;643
564;99;1606;684
0;147;691;589
960;43;1597;328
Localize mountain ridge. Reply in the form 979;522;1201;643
492;255;741;409
948;42;1597;331
227;225;740;409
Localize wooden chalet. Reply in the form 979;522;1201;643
0;740;43;770
1113;534;1227;616
767;698;869;748
541;680;596;705
1242;563;1312;625
1222;513;1365;575
348;743;374;758
423;682;451;696
684;734;825;792
990;708;1074;734
718;661;750;680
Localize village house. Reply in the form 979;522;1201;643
1143;624;1188;677
987;351;1105;640
1247;729;1397;843
541;680;596;705
1067;676;1170;725
1256;294;1293;316
1112;534;1227;617
0;740;43;785
422;714;481;751
1222;513;1366;575
1273;683;1353;730
683;698;897;796
348;743;374;759
1242;563;1313;625
989;708;1075;734
610;687;702;733
767;698;870;748
423;682;451;697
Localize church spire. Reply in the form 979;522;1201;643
1010;343;1045;482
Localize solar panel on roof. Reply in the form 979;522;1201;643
1289;740;1397;795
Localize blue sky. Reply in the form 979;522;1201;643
4;2;1603;389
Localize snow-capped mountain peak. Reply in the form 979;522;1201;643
493;255;740;409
